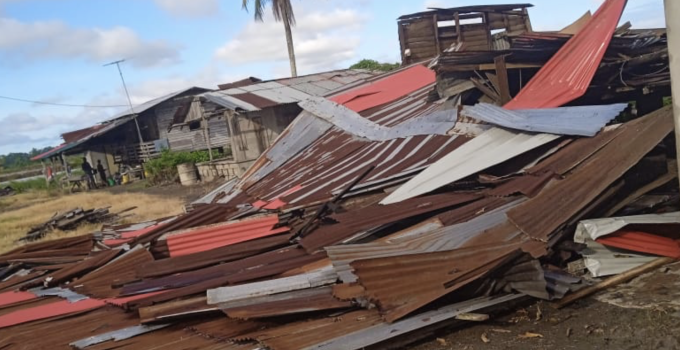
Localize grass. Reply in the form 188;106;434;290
0;190;185;254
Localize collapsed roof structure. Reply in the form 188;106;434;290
1;0;678;349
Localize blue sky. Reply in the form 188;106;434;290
0;0;665;154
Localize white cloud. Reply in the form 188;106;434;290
0;17;181;67
424;0;448;9
215;8;366;76
153;0;219;18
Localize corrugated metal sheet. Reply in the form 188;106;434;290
221;287;351;320
299;97;458;141
69;247;154;298
137;233;292;279
330;65;435;112
207;268;337;305
203;69;378;112
301;193;480;252
305;294;523;350
164;215;289;257
223;68;466;209
0;291;36;307
596;231;680;258
351;240;525;322
0;306;141;349
236;116;469;208
381;127;559;205
504;0;627;109
326;200;522;283
460;103;627;136
525;125;624;176
0;298;105;329
575;212;680;276
70;324;171;349
33;116;135;161
507;106;674;241
237;309;383;350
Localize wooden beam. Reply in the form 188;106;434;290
554;257;676;309
455;12;462;44
433;13;441;54
494;55;512;104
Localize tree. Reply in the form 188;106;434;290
242;0;298;77
350;59;400;72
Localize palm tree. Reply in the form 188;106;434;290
242;0;298;77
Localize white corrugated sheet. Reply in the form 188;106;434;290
381;128;559;205
574;212;680;276
461;103;627;136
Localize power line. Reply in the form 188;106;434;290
0;95;129;108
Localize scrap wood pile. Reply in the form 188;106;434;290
20;206;137;242
0;1;678;349
0;186;14;197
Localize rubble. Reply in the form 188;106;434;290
21;207;136;242
0;0;678;349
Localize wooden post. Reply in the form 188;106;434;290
494;55;512;105
433;13;441;55
196;97;213;162
455;12;462;44
664;0;680;186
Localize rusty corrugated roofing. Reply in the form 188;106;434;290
507;106;674;241
504;0;627;109
164;215;289;257
352;240;525;322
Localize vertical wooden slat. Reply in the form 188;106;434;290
433;14;441;55
494;55;512;105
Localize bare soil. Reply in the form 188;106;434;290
412;263;680;350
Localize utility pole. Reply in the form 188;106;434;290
664;0;680;183
104;59;148;163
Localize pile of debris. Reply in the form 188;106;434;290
0;186;14;197
0;1;677;349
21;207;136;242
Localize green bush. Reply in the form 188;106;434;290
145;149;228;185
350;59;400;72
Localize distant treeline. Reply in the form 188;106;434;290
0;146;54;171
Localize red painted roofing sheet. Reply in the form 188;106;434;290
0;298;105;329
504;0;627;109
262;185;303;210
330;65;436;112
0;291;36;307
30;143;68;161
105;291;165;307
597;230;680;259
166;215;290;257
103;225;163;246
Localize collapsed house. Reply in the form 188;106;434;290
0;0;677;349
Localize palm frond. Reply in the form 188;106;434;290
271;0;296;26
241;0;269;22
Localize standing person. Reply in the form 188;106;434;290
96;160;107;187
81;157;96;189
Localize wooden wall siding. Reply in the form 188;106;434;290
227;105;300;163
399;10;532;64
154;99;231;152
168;117;231;152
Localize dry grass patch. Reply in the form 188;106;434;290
0;191;185;254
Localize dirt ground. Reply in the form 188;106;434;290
102;179;216;203
412;262;680;350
